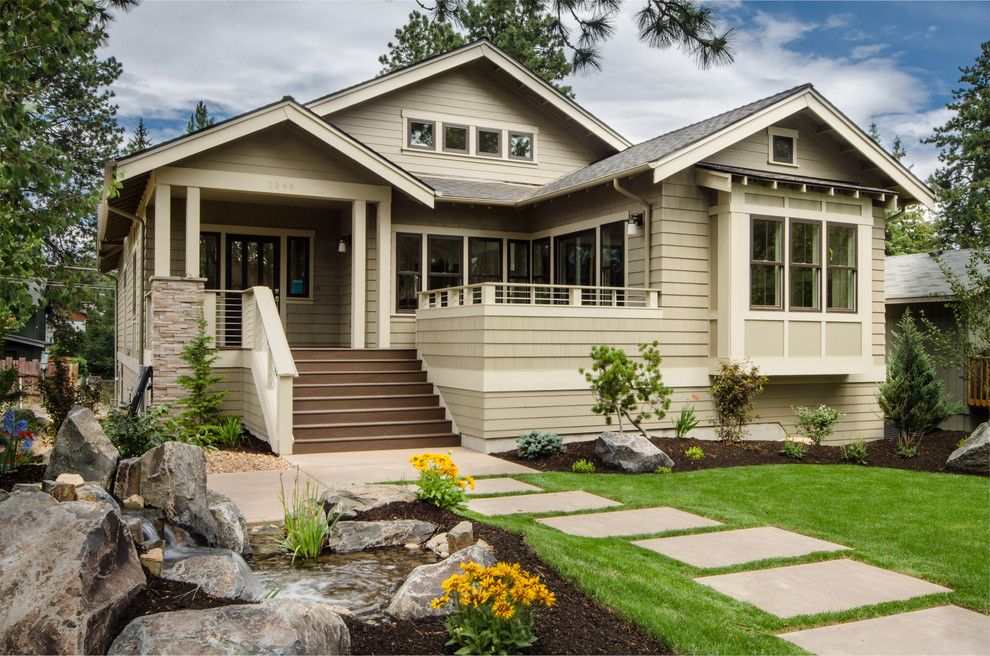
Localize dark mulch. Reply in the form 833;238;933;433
221;432;277;455
0;463;46;491
345;501;669;655
494;429;982;476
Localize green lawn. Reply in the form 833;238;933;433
463;465;989;655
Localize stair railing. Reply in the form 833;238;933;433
241;286;298;454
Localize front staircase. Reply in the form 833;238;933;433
290;348;460;453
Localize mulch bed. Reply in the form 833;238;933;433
494;430;983;476
345;501;669;655
0;463;46;491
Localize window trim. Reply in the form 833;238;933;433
468;236;504;284
507;239;531;283
826;221;858;313
508;131;535;161
749;215;785;311
199;231;221;291
787;218;822;312
442;123;469;154
476;127;502;158
285;235;310;298
768;126;799;167
426;234;464;290
395;232;422;314
406;118;436;151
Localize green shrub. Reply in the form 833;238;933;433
957;437;967;449
684;446;705;461
0;366;24;409
101;406;174;458
793;404;842;446
896;444;919;458
213;416;245;449
654;466;672;475
279;469;336;562
410;452;474;510
711;360;767;443
571;459;596;473
841;440;869;465
878;311;961;453
673;394;700;438
580;341;672;439
39;356;76;432
516;431;564;460
176;317;228;438
779;439;806;460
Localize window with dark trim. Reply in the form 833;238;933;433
554;229;595;286
789;220;820;310
477;128;501;157
286;236;310;298
443;124;468;153
407;119;435;150
827;223;857;311
508;131;534;161
771;134;795;164
469;237;502;283
600;221;625;287
396;233;422;313
508;240;530;283
532;237;550;284
199;233;220;290
750;216;784;309
427;235;463;290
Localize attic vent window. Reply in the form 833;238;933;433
408;119;435;150
768;127;798;166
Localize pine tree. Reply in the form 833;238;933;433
176;317;227;434
126;117;152;153
878;311;961;454
379;12;465;74
186;101;215;134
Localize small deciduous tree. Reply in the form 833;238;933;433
176;317;227;435
711;360;767;443
580;341;672;439
878;310;961;454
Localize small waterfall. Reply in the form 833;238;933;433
140;519;160;543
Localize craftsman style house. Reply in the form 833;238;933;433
98;40;933;454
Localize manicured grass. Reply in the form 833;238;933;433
464;465;989;655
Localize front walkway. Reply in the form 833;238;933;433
208;446;536;524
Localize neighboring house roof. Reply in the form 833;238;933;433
885;249;988;303
421;176;537;204
307;39;631;152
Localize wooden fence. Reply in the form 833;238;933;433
0;357;80;396
967;355;990;409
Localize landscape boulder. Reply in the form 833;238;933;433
946;422;989;475
163;551;262;601
0;501;145;655
108;599;350;655
208;490;252;556
75;483;118;506
326;519;437;553
0;490;57;517
387;543;496;620
595;431;674;473
45;405;119;489
424;532;449;558
321;482;417;517
447;520;473;553
113;456;141;499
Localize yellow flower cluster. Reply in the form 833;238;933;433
409;452;476;490
430;561;556;620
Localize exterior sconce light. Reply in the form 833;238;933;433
626;211;644;236
338;235;351;253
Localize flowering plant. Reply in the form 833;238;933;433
432;561;555;655
409;452;475;510
674;393;701;438
0;410;36;475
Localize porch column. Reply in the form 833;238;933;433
351;200;367;348
185;186;200;277
153;184;171;276
376;197;391;348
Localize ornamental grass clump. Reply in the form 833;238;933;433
433;561;556;655
279;469;336;562
409;452;475;510
673;393;701;438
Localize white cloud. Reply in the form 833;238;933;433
849;44;888;60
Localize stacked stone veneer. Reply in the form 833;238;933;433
149;277;206;403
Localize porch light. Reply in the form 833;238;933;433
626;211;644;236
338;235;352;253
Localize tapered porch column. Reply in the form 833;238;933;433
185;186;200;277
351;200;367;348
376;197;391;348
154;184;171;276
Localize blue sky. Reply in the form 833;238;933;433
103;1;989;179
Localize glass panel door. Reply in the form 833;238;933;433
226;235;281;344
554;229;595;286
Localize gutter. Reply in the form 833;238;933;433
612;178;654;288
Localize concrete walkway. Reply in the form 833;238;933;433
208;446;536;524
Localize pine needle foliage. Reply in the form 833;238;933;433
580;341;672;439
176;317;227;434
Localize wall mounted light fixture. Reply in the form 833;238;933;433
626;211;644;236
338;235;352;253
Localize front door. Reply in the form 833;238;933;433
225;235;280;342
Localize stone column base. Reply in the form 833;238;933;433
148;277;206;404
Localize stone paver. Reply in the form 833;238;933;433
697;559;951;618
208;469;323;525
633;526;848;568
537;506;722;537
466;490;622;516
780;605;990;655
467;478;542;496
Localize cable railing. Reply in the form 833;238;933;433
204;290;247;348
418;282;661;310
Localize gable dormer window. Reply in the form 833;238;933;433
407;119;435;150
443;124;468;153
509;131;534;161
477;128;502;157
768;127;798;166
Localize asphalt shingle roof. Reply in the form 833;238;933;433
885;249;988;301
420;176;538;203
526;83;813;201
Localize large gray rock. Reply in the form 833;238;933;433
0;490;58;517
107;599;350;655
326;519;437;553
0;500;146;655
45;405;119;489
387;543;496;620
321;482;416;517
163;551;262;601
75;483;119;507
946;422;989;475
595;430;674;473
120;442;220;545
208;490;252;556
113;456;141;499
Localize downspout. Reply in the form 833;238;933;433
612;178;654;288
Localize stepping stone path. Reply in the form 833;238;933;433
633;526;848;568
779;605;990;655
466;490;621;516
468;476;986;654
697;559;951;617
538;507;721;537
467;478;542;496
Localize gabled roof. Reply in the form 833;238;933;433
306;39;631;152
885;249;988;302
521;84;935;208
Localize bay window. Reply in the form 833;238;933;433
789;220;821;310
750;216;784;309
827;223;857;311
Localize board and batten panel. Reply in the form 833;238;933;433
324;61;610;186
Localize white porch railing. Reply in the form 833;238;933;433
418;283;661;310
